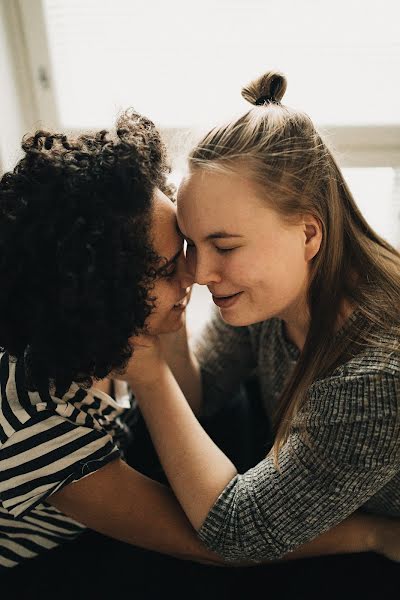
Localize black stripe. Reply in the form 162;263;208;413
0;542;25;564
25;513;83;533
0;429;111;482
54;381;71;399
15;449;120;518
68;407;81;422
89;396;101;410
102;404;116;416
0;420;78;460
71;387;87;404
36;379;56;411
84;413;93;427
1;443;118;501
3;535;56;556
0;354;23;432
0;416;7;445
0;522;77;540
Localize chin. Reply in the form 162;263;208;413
219;310;247;327
219;308;261;328
156;315;185;335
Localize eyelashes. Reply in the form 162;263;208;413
185;243;234;255
215;247;234;254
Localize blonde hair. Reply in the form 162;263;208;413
188;70;400;465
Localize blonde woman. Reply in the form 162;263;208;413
121;71;400;580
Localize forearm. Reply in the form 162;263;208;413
159;323;203;415
130;363;236;530
49;458;224;565
130;365;382;563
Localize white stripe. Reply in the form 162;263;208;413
0;434;113;505
0;515;74;536
0;539;36;559
0;423;98;471
5;361;32;425
0;554;18;567
3;440;114;517
0;399;16;440
3;531;58;550
22;515;82;536
0;414;63;445
33;506;85;528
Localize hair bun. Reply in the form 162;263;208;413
241;70;287;106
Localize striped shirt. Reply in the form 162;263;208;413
0;352;133;569
194;308;400;561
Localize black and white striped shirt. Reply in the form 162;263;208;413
0;351;132;569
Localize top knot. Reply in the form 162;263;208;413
241;70;287;106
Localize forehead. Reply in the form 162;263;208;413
151;188;181;256
176;169;268;236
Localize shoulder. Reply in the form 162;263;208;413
305;368;400;425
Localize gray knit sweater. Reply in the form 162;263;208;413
193;307;400;561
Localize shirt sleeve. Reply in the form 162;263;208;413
197;372;400;561
0;409;120;518
193;306;257;417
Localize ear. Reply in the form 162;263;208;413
303;215;322;261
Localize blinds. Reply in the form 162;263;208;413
42;0;400;129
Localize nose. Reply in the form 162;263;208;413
193;251;221;286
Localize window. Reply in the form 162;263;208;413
3;0;400;333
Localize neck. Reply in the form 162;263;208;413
282;298;356;353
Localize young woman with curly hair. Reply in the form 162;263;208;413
0;108;398;598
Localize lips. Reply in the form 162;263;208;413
211;291;243;308
210;291;242;299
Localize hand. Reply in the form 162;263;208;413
113;333;164;387
373;515;400;562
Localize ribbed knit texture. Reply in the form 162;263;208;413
194;308;400;561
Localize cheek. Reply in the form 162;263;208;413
155;281;176;311
245;240;307;292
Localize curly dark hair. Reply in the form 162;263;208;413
0;110;174;391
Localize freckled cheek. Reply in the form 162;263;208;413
222;257;253;289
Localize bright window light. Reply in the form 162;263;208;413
43;0;400;129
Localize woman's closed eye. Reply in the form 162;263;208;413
215;246;235;254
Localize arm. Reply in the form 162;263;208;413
159;319;202;415
48;457;223;565
129;352;400;561
47;465;400;564
160;305;256;418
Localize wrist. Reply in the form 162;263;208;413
127;361;170;393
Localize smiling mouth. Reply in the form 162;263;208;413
211;291;243;308
212;292;242;299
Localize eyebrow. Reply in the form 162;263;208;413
175;221;243;242
205;231;244;240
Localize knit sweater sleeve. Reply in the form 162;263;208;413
197;371;400;561
193;307;257;417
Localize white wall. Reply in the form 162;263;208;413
0;1;27;172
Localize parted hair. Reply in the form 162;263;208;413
189;70;400;464
0;110;173;391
